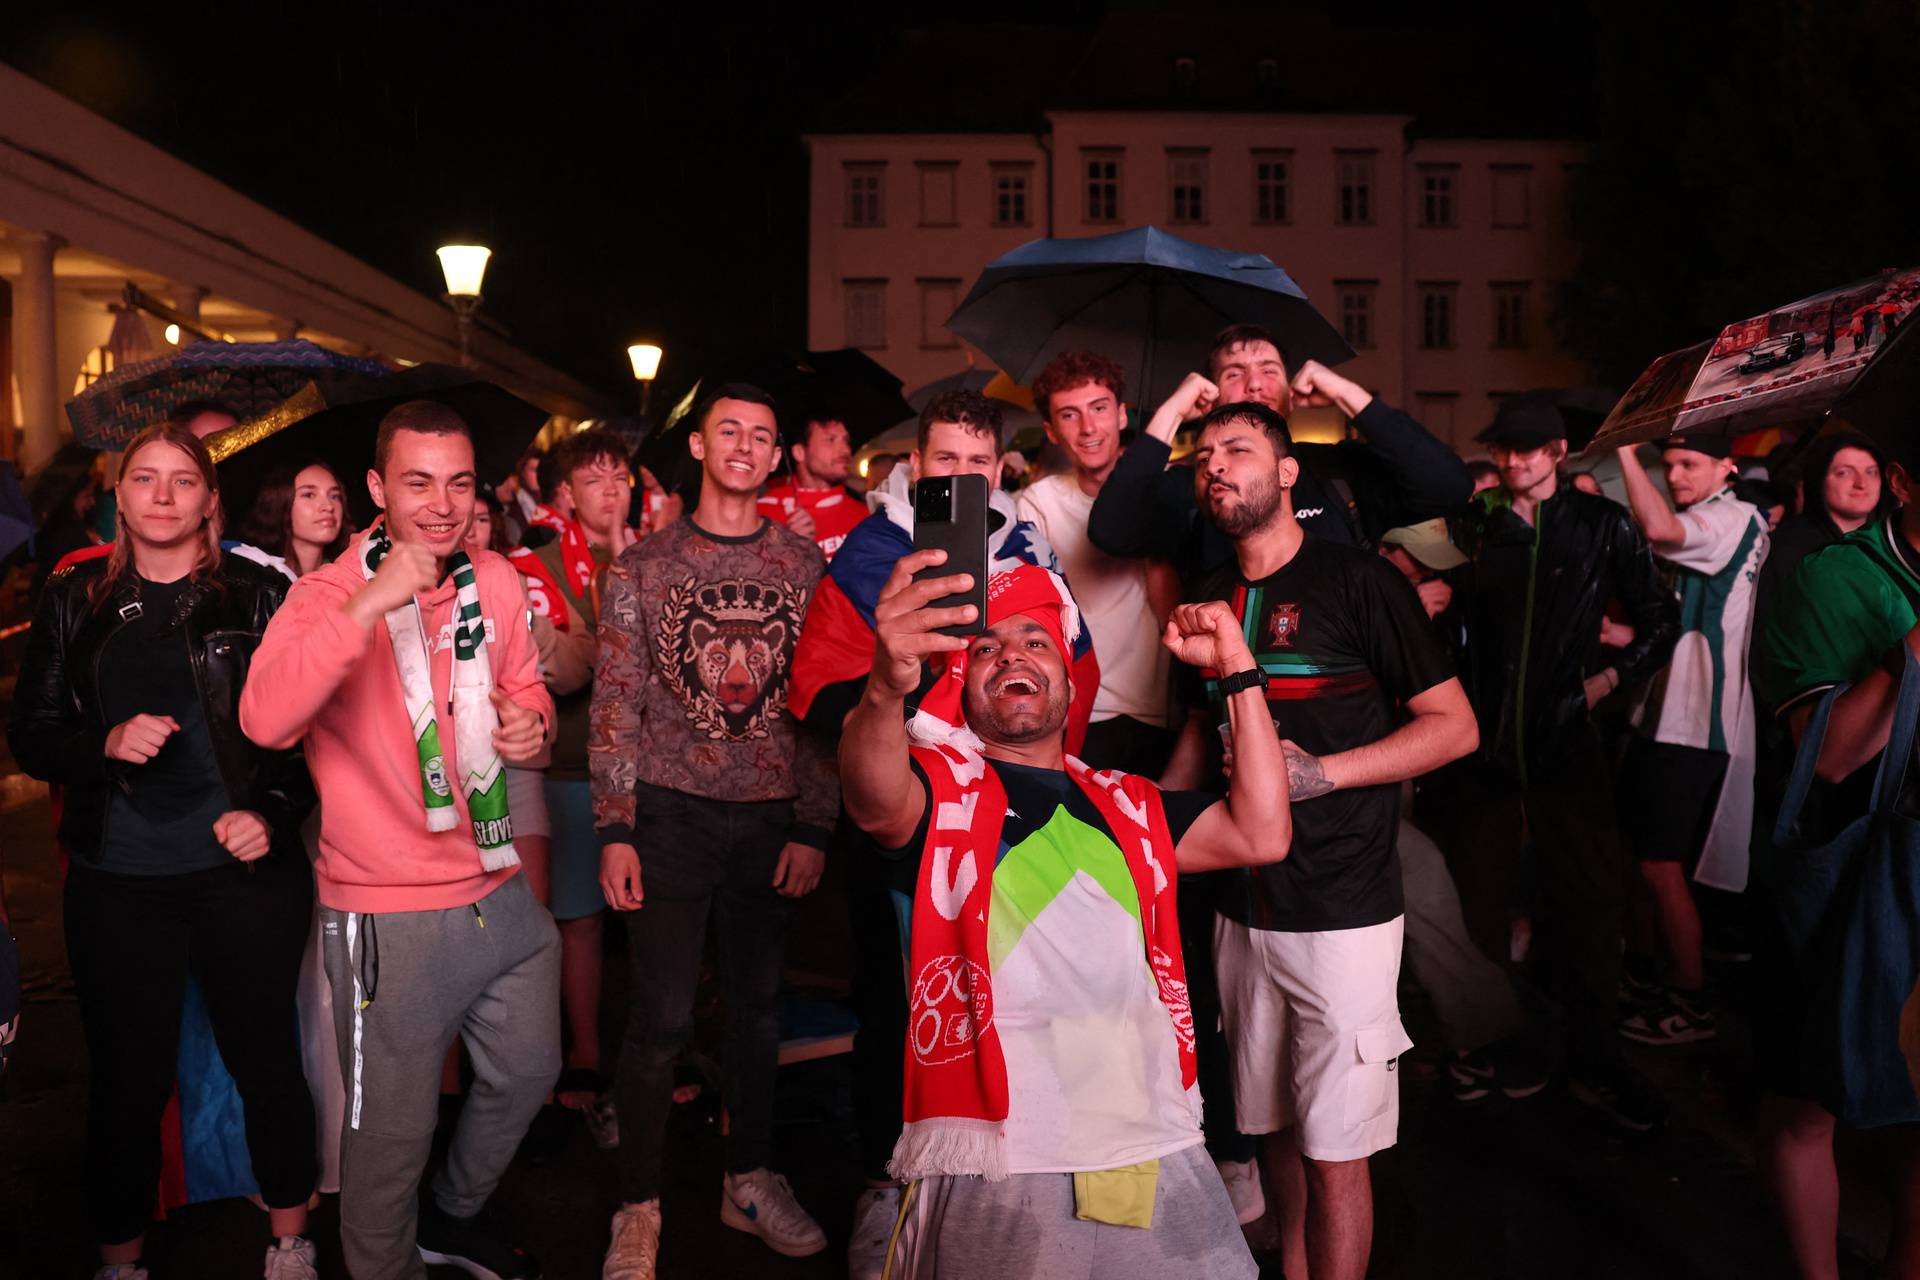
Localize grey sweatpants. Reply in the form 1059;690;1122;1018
1398;820;1525;1053
321;873;560;1280
889;1143;1258;1279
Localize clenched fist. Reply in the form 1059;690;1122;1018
1162;601;1256;675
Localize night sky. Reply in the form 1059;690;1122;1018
0;4;1602;407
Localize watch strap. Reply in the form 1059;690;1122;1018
1217;667;1264;697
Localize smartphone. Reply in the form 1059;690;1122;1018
911;473;990;637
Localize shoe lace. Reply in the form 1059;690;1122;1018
610;1206;660;1262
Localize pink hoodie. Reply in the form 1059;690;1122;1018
241;546;555;914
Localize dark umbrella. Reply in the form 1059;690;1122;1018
1835;310;1920;455
733;346;916;450
206;364;551;529
946;225;1352;413
0;461;34;562
66;339;390;450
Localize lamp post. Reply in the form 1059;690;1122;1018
627;342;663;417
437;244;492;369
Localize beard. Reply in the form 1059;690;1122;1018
961;675;1070;746
1207;472;1286;538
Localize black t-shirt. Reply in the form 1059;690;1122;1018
886;757;1216;892
94;575;231;876
1184;536;1455;932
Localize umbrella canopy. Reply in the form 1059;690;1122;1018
205;364;550;529
66;339;391;451
1585;267;1920;455
946;225;1352;412
901;369;1043;444
706;344;915;450
1834;307;1920;456
0;461;34;562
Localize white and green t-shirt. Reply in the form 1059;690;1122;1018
895;758;1216;1173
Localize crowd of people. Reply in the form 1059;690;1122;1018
5;319;1917;1280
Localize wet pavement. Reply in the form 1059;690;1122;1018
0;777;1895;1278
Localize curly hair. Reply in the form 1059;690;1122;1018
1031;351;1126;421
917;389;1003;452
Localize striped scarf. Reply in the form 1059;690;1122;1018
360;528;517;870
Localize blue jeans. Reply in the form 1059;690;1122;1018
615;783;796;1203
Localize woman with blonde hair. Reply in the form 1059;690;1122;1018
7;426;320;1280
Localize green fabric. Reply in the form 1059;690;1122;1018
1756;520;1920;710
1073;1159;1160;1228
987;807;1143;971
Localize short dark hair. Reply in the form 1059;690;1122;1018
798;416;847;450
1032;351;1126;420
918;389;1003;452
693;382;780;439
549;428;632;488
1197;400;1291;457
165;399;241;430
374;400;473;475
1206;323;1285;377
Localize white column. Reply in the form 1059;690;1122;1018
12;232;62;473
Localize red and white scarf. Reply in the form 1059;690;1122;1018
505;519;618;633
890;564;1197;1181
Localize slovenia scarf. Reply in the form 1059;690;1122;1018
360;528;518;870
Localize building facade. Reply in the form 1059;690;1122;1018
806;111;1589;451
0;65;603;474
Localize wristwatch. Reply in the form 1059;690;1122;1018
1217;667;1265;697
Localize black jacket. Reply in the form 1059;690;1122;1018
1455;487;1680;782
1086;398;1474;576
8;554;316;861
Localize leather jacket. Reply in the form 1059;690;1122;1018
7;554;316;861
1455;487;1680;782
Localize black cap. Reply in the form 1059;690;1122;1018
1662;433;1733;459
1476;396;1567;449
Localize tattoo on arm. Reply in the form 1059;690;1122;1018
1283;742;1333;800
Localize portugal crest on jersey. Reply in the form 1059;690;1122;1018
1268;602;1302;648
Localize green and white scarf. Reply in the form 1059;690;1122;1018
361;528;517;870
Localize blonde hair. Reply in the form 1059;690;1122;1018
92;425;224;608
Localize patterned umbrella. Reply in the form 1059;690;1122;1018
65;339;390;450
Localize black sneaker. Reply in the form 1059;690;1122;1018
1568;1064;1668;1132
1618;989;1717;1046
1449;1036;1550;1103
417;1203;541;1280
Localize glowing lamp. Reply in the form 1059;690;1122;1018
627;343;663;382
436;244;492;299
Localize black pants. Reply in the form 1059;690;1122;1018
616;784;795;1204
65;852;317;1247
846;816;909;1182
1422;733;1629;1076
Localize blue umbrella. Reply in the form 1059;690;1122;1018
945;225;1351;412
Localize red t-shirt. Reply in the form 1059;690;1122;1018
757;483;867;561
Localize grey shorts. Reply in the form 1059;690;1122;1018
887;1141;1256;1280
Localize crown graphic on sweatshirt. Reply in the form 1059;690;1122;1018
696;579;785;624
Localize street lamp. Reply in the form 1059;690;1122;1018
437;244;492;369
627;342;663;416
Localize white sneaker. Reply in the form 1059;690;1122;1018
92;1267;150;1280
603;1200;662;1280
264;1236;319;1280
1216;1157;1266;1226
847;1184;904;1279
720;1168;828;1257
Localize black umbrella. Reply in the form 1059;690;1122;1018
206;364;551;529
722;345;915;450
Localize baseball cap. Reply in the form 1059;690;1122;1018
1380;518;1468;571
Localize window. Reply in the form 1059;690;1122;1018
1419;283;1457;349
1084;150;1122;224
1172;57;1197;94
844;163;884;227
845;279;887;350
919;279;960;349
992;163;1032;227
917;162;957;227
1491;164;1532;228
1335;280;1377;350
1414;393;1459;439
1492;282;1530;348
1336;150;1375;226
1253;149;1291;224
1419;165;1457;228
1255;57;1280;91
1168;149;1208;225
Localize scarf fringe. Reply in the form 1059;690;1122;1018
888;1118;1009;1183
426;808;459;834
480;844;521;871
